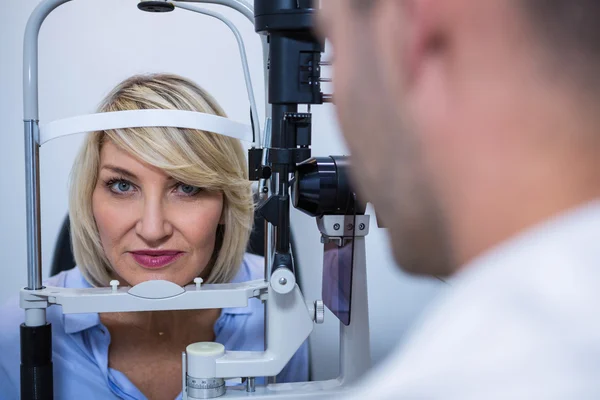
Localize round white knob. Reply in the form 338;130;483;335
110;280;119;292
186;342;225;379
270;268;295;295
194;277;204;289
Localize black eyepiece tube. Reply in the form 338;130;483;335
293;156;366;217
21;323;53;400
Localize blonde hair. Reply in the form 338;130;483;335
69;74;254;287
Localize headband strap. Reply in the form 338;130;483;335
39;109;253;145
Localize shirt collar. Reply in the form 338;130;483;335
63;260;255;334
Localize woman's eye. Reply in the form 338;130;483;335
177;184;202;196
109;180;133;193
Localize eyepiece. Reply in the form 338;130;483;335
138;1;175;13
293;156;364;217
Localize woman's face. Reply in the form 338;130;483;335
92;140;224;287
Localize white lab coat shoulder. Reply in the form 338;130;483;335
343;202;600;400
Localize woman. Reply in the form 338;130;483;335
0;74;308;400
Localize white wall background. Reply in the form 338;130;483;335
0;0;442;381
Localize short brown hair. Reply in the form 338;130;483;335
519;0;600;89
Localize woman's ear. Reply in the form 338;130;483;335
217;192;227;225
219;206;226;225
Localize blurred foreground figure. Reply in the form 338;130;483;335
318;1;600;398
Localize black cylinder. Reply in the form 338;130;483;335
276;193;291;253
293;156;359;217
137;1;175;13
272;251;295;276
21;323;53;400
254;0;315;33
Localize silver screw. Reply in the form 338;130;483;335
246;377;256;393
334;223;341;230
359;223;366;230
347;224;354;231
279;277;288;286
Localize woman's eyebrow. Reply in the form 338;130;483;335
100;165;138;180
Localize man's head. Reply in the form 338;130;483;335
317;1;600;276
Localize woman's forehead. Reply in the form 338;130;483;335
98;140;172;181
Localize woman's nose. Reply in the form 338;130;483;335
135;197;173;244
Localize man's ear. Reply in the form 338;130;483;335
372;0;447;89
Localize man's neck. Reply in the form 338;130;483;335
451;141;600;272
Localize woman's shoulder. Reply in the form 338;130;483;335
0;291;21;397
0;268;112;398
0;267;83;343
0;268;79;396
237;253;266;282
0;294;23;346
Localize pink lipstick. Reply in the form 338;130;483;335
129;250;184;269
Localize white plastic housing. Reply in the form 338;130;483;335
187;342;226;378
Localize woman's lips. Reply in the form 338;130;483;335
129;250;184;269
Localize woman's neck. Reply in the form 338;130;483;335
100;308;221;347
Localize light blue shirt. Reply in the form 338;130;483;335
0;253;308;399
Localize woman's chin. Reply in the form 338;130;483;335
118;269;192;288
112;258;202;287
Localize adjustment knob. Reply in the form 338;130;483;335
271;268;295;295
186;342;226;399
187;377;225;399
315;300;325;324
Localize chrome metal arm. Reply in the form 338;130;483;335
174;0;253;23
172;2;261;146
23;0;73;292
174;0;271;122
